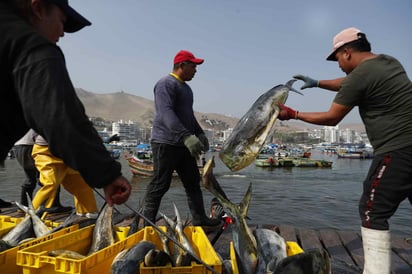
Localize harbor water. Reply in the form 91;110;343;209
1;150;411;237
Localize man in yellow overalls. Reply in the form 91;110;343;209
32;135;98;218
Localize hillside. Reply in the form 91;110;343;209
76;88;240;130
76;88;365;132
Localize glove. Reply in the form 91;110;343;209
293;74;318;90
278;104;298;120
183;135;203;158
198;134;209;152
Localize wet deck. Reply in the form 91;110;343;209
1;205;411;274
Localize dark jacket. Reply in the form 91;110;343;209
0;2;121;188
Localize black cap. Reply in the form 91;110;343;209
49;0;91;33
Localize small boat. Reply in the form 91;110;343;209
292;158;333;168
125;152;204;177
255;157;294;168
337;147;374;159
126;154;154;176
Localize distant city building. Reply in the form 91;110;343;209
322;125;340;143
112;120;139;141
221;128;233;144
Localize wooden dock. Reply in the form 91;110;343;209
1;205;411;274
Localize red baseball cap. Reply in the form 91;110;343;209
326;27;364;61
173;50;204;65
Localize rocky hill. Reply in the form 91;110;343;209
76;88;365;133
76;88;240;130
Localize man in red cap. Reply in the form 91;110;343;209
0;0;131;206
279;27;412;273
142;50;221;227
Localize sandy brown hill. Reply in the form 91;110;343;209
76;88;364;132
76;88;239;129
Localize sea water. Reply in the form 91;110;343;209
1;150;410;237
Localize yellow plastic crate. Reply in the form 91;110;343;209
16;225;140;274
286;241;304;256
139;226;222;274
229;240;304;274
0;215;61;238
1;225;78;274
0;215;24;237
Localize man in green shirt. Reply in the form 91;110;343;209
279;27;412;274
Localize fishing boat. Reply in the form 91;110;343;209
255;156;332;168
255;157;294;167
291;158;333;168
337;146;374;159
125;151;205;176
125;153;154;176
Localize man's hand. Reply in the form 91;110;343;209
183;135;203;158
198;134;209;152
278;104;298;120
293;74;318;90
103;175;131;206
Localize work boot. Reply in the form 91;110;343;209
361;226;391;274
0;198;12;208
50;186;73;213
188;190;221;227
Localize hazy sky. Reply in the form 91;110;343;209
60;0;411;124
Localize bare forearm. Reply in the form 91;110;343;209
318;77;345;91
297;111;342;126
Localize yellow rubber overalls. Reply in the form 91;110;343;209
31;144;98;215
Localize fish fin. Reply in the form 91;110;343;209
14;201;28;213
285;79;304;95
239;182;253;218
26;193;36;213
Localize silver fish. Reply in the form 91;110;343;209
202;156;257;274
16;200;50;237
253;228;287;273
219;80;301;171
0;215;34;250
1;199;52;250
110;240;156;274
160;204;196;266
88;203;115;255
272;248;331;274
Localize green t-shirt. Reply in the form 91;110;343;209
334;54;412;155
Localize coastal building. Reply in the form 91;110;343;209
112;120;139;141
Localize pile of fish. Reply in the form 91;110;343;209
202;156;331;274
47;203;116;260
219;80;302;172
0;199;69;252
110;204;207;274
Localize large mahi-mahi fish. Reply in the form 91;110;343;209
219;79;301;171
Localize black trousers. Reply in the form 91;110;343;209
143;142;204;222
359;146;412;230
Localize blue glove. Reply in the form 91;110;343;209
183;135;203;158
293;74;318;90
198;134;209;152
